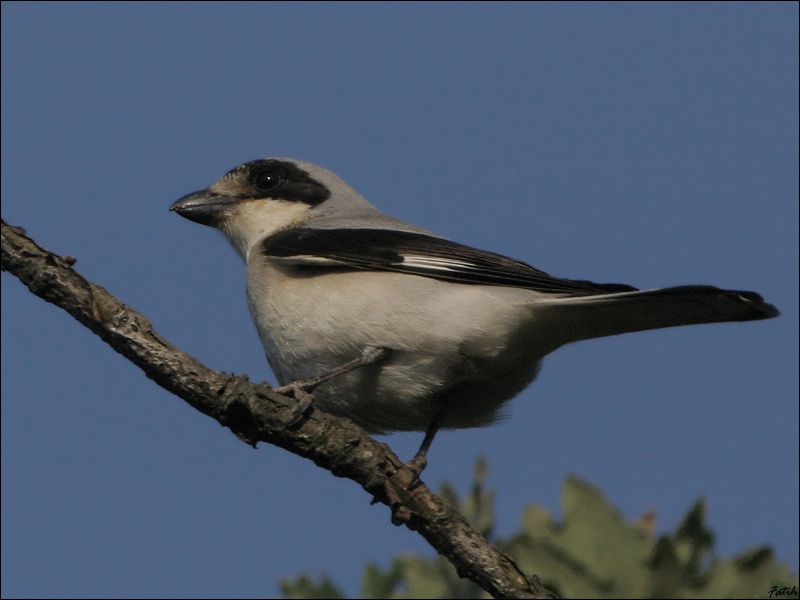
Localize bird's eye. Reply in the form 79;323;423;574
254;170;281;192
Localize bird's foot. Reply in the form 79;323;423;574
275;346;391;427
404;454;428;489
274;382;316;427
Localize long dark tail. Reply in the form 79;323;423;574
538;285;779;346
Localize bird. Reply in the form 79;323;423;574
171;158;779;472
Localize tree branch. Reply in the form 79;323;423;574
1;219;554;599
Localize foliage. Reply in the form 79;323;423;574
280;458;797;599
280;573;344;599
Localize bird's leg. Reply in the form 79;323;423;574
406;409;446;483
276;346;390;426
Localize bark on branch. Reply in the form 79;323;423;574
1;219;554;599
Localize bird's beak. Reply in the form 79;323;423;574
170;189;237;226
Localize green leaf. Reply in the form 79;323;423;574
280;459;798;599
280;572;345;599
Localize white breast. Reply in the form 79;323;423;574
246;258;549;433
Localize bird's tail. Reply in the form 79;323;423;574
536;285;779;347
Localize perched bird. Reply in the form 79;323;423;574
171;158;778;471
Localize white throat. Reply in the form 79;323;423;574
219;199;312;262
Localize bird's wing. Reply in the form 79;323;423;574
260;227;637;296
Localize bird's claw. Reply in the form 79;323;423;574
275;383;315;426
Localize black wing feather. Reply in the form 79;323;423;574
261;228;638;296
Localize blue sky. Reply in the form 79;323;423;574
1;2;797;598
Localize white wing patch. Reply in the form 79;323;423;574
401;254;477;271
270;255;346;267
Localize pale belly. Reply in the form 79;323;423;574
247;264;552;433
